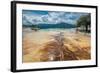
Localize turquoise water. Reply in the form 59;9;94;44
39;28;76;33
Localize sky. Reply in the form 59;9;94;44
22;10;89;25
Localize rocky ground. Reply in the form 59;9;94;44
22;29;91;63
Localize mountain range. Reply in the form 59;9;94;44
23;23;76;29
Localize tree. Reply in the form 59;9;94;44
31;24;39;31
77;14;91;32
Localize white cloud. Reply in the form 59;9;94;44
22;11;86;25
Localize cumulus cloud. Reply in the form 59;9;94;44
22;10;87;25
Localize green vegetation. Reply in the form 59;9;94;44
31;25;39;31
23;24;39;31
77;14;91;33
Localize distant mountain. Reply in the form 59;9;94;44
23;23;76;29
37;23;76;29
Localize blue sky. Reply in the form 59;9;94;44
22;10;89;25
